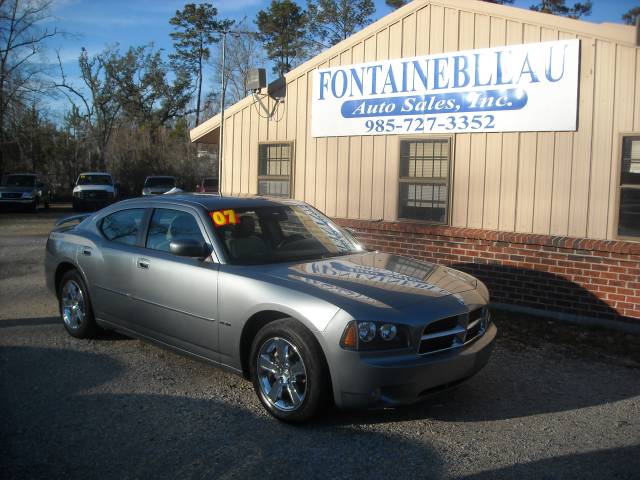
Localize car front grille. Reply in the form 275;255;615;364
81;190;109;200
418;307;489;355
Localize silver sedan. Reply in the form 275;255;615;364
45;194;496;422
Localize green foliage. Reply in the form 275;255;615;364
104;45;193;131
307;0;376;48
256;0;308;76
529;0;592;19
622;6;640;25
169;3;232;124
385;0;406;9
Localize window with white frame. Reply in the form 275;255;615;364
398;139;450;224
258;143;292;197
619;136;640;238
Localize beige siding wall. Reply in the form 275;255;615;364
219;1;639;241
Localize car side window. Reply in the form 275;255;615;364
100;209;145;245
146;209;205;253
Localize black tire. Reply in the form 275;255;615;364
58;269;99;338
250;318;331;423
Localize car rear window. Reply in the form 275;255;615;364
100;209;145;245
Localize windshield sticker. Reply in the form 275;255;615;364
210;209;238;227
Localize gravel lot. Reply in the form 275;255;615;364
1;207;639;479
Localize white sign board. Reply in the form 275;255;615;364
311;39;579;137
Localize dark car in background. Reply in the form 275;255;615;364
0;173;50;211
72;172;117;211
142;176;177;196
197;177;218;193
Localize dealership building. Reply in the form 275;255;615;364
191;0;640;327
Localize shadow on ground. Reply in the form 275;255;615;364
1;346;441;479
455;445;640;480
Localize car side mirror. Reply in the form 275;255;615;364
169;239;211;259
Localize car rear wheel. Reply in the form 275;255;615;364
58;270;99;338
250;318;330;423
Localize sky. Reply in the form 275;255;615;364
42;0;638;119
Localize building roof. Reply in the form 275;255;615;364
190;0;636;144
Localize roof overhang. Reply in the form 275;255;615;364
190;114;221;144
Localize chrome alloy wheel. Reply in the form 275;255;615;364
257;337;307;412
61;280;85;330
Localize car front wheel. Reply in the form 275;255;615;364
58;270;99;338
250;318;331;423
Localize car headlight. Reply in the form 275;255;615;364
341;321;409;351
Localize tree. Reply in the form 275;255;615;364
0;0;59;172
56;47;122;171
385;0;406;9
307;0;376;49
105;45;193;132
623;6;640;25
386;0;513;9
529;0;592;19
256;0;307;77
169;3;232;126
214;20;266;104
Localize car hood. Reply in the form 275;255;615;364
259;251;478;312
74;185;114;193
0;186;36;194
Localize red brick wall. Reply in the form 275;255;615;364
335;219;640;322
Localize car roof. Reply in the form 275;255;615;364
78;172;112;176
116;193;304;211
145;175;176;179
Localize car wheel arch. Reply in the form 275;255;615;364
55;262;78;294
239;310;333;397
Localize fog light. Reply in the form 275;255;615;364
379;323;397;341
357;321;376;342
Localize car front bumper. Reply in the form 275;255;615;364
327;322;497;409
0;197;36;205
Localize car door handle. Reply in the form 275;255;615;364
82;247;92;256
137;259;150;269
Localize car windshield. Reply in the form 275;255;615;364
145;177;176;188
212;204;363;265
77;174;112;185
3;175;37;187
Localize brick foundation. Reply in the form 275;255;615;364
335;219;640;323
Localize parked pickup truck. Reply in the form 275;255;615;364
72;172;117;211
